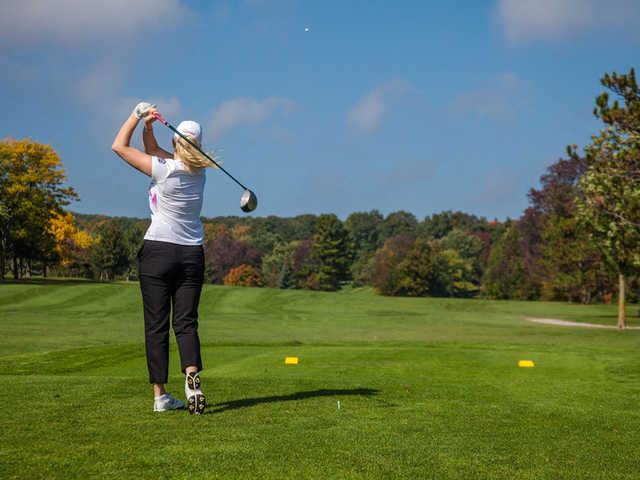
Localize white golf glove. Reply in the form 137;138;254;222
133;102;156;119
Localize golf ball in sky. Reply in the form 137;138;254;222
305;27;309;32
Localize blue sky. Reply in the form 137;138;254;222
1;0;638;220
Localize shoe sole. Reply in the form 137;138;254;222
187;394;206;415
187;374;201;390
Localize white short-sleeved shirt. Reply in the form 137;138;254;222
143;156;206;245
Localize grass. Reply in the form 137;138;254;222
1;280;639;479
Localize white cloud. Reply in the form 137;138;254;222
450;73;525;122
73;59;182;134
209;97;294;139
0;0;190;46
346;79;412;134
495;0;640;44
149;97;182;119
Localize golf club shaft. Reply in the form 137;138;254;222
152;112;249;191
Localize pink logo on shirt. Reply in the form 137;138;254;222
150;191;157;209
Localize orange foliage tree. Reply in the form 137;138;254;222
223;264;264;287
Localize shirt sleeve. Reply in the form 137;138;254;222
151;156;175;183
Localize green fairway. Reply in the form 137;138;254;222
1;280;639;479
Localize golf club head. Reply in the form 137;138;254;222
240;189;258;213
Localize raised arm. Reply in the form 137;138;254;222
143;107;173;159
111;103;154;176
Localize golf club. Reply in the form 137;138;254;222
152;111;258;213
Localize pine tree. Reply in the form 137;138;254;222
308;214;354;291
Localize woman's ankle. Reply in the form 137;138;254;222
153;384;166;397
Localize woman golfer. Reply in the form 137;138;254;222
112;102;211;414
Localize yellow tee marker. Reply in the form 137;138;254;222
285;357;299;365
518;360;535;368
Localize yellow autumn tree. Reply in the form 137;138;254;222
48;211;94;267
203;223;228;243
231;224;250;241
0;138;78;278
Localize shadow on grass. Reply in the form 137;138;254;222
206;388;379;414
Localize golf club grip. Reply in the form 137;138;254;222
152;113;248;191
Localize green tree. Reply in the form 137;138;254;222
306;214;355;291
379;211;418;244
345;210;383;254
121;219;144;280
350;251;375;287
371;236;477;298
345;210;384;288
0;201;9;278
370;235;415;295
434;248;478;297
482;224;541;300
527;146;612;302
262;242;296;288
90;220;133;281
289;214;318;241
290;239;313;288
439;228;484;284
594;68;640;134
396;238;437;296
420;211;487;239
576;68;640;327
577;129;640;327
248;230;281;256
540;214;612;303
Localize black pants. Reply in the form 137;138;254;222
138;240;204;384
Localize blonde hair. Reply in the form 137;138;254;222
173;136;220;171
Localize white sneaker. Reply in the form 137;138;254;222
185;372;206;415
153;393;184;412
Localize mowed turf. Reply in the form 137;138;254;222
1;280;639;479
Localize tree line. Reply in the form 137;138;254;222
1;68;638;326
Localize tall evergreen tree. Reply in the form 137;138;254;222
307;214;354;291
